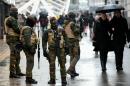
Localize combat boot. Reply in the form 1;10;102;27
26;77;37;84
17;72;26;76
72;71;79;76
48;79;56;84
9;72;20;78
67;70;75;76
61;77;67;85
67;70;79;78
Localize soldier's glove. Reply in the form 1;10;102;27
15;42;23;51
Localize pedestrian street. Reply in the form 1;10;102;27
0;33;130;86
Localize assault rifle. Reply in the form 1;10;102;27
37;25;40;69
55;30;62;66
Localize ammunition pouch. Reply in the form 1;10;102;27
6;35;19;44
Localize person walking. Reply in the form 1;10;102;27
88;13;95;39
64;20;80;77
39;12;48;32
93;13;111;72
110;10;129;71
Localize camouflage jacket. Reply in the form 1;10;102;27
43;28;66;50
4;16;20;36
64;22;80;40
20;26;38;49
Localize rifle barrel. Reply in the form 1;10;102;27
37;25;40;69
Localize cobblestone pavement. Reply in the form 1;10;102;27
0;34;130;86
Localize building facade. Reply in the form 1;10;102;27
69;0;79;12
0;0;10;39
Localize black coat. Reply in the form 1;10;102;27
110;16;128;45
93;18;111;51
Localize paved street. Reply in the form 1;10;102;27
0;33;130;86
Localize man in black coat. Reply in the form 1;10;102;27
93;13;111;72
88;13;94;39
110;10;129;71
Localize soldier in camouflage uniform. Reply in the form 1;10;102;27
20;15;38;84
64;20;80;78
43;17;67;85
4;7;25;78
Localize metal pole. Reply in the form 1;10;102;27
105;0;108;5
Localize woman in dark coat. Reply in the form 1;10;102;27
93;13;111;72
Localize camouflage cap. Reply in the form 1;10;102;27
50;17;56;24
50;17;56;21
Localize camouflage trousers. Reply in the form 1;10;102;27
67;38;80;73
6;35;21;74
48;48;66;80
23;46;36;78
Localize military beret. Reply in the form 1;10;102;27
10;7;18;12
50;17;56;22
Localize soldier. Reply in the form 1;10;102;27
64;20;80;78
20;15;38;84
42;17;67;85
4;7;25;78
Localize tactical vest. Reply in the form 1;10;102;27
20;26;38;45
4;16;19;36
48;29;64;48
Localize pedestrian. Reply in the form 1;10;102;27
20;15;38;84
110;10;129;71
64;20;80;78
79;13;88;38
93;13;111;72
88;13;95;39
42;17;67;85
92;14;101;57
39;12;48;32
57;15;65;26
4;7;25;78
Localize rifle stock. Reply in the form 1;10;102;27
37;25;40;69
55;31;61;66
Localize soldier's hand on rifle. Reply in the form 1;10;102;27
43;50;49;57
